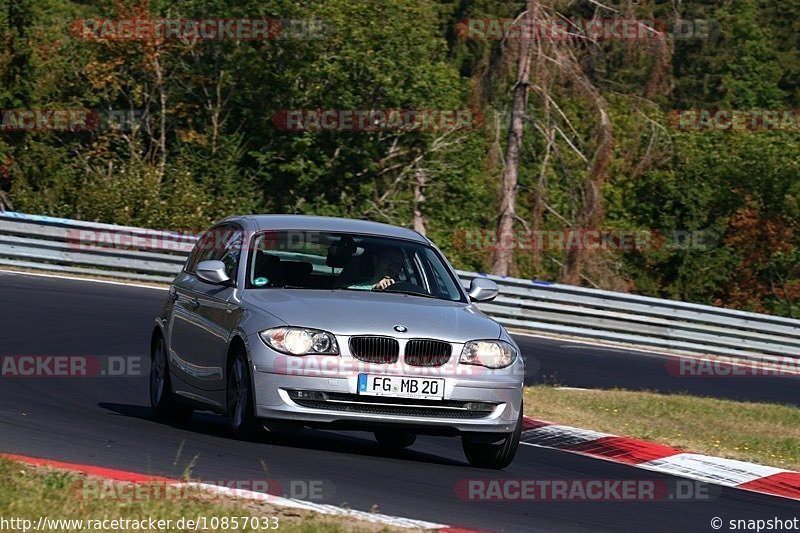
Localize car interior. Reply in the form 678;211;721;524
248;232;422;290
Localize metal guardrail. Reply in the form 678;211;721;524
457;271;800;364
0;211;195;283
2;211;799;362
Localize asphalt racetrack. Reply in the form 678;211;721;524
1;271;797;531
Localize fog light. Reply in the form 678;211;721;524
464;402;494;411
290;390;326;401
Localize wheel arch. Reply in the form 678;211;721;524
151;318;167;355
225;332;258;413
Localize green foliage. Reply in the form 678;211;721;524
0;0;797;315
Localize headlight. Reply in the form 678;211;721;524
459;340;517;369
259;327;339;356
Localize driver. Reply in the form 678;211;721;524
348;247;404;290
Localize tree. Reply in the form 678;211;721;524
490;1;535;277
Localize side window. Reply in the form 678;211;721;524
185;225;243;283
185;229;220;273
218;228;243;281
419;248;462;300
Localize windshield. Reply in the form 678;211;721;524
245;231;466;302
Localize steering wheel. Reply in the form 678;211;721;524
379;281;431;297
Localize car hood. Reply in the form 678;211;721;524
242;289;501;342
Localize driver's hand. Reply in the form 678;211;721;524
373;277;395;290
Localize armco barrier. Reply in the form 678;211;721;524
1;211;799;362
0;211;195;283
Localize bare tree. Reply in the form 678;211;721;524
412;166;427;235
558;49;613;284
152;52;168;181
491;1;538;276
496;0;667;285
0;191;12;212
364;129;463;229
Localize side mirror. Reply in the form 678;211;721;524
468;277;499;302
196;260;231;285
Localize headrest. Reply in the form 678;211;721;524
326;235;356;268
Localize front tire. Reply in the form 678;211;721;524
150;335;193;422
226;350;261;439
374;430;417;449
462;405;522;469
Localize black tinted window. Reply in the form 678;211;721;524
186;225;243;281
246;231;465;302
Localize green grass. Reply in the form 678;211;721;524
524;386;800;470
0;459;400;532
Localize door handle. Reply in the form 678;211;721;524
189;297;200;309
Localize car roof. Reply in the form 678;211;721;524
220;214;429;243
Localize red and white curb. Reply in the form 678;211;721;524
0;454;473;532
520;416;800;501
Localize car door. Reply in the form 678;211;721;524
167;224;243;393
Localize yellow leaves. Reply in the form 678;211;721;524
177;129;207;145
84;59;126;90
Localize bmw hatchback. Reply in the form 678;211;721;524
150;215;524;468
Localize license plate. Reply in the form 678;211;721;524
358;374;445;400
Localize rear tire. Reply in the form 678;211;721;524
462;405;522;469
374;430;417;449
150;335;193;422
227;350;261;440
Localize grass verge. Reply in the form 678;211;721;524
0;458;408;532
523;386;800;470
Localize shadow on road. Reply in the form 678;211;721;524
97;402;467;468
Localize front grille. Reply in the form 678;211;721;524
288;391;496;419
292;400;489;419
404;339;452;367
349;336;399;364
325;392;466;407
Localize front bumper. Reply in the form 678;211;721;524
248;333;524;435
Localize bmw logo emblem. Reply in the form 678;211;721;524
393;325;407;333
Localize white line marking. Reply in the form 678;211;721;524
513;329;800;376
636;453;789;487
510;329;687;359
0;268;168;291
177;482;448;530
560;345;653;355
520;425;613;447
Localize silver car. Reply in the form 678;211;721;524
150;215;524;468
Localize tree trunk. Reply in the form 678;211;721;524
412;166;427;235
0;190;13;212
153;54;167;182
490;1;535;277
562;104;612;285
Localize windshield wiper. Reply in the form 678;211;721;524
273;286;437;299
379;289;436;299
